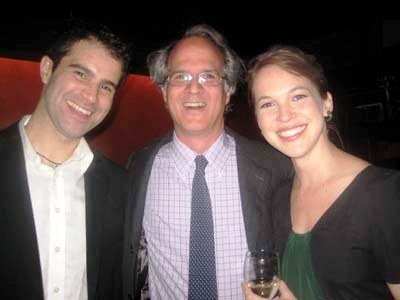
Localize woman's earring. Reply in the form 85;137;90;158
325;111;333;122
224;103;233;113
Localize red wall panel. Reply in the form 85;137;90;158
0;57;260;166
0;57;172;166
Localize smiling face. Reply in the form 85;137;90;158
37;38;123;142
161;36;231;144
252;65;332;159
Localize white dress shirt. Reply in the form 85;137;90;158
19;116;93;300
143;131;248;299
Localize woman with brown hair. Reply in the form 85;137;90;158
243;45;400;300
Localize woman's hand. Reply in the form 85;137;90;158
276;280;297;300
242;279;297;300
242;282;267;300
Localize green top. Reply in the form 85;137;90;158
281;231;324;300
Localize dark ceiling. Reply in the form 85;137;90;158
1;10;399;94
0;11;388;68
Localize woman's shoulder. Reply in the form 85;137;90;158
355;164;400;186
345;165;400;216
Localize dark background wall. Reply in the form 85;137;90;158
1;11;400;167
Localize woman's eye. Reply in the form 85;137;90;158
260;102;274;109
292;94;306;101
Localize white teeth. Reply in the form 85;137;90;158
66;100;92;115
279;125;306;137
183;102;206;108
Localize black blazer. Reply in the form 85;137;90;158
0;123;127;300
122;129;293;300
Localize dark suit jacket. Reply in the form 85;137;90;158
122;129;293;300
0;123;127;300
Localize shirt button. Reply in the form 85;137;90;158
54;287;60;293
55;246;60;252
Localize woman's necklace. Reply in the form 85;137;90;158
36;151;62;167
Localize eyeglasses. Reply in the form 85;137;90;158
167;71;225;86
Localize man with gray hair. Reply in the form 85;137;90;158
123;24;291;300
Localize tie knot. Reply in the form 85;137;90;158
195;155;208;171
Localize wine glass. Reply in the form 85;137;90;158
243;249;280;299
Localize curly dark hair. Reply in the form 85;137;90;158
45;20;131;87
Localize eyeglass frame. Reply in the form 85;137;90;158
166;70;226;87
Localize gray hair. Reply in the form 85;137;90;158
147;24;244;94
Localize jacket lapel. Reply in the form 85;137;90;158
0;124;44;299
235;133;273;252
84;155;108;300
123;132;173;299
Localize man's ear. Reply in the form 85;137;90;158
225;86;233;105
161;85;169;109
40;56;54;84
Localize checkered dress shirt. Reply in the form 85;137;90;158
143;131;248;299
